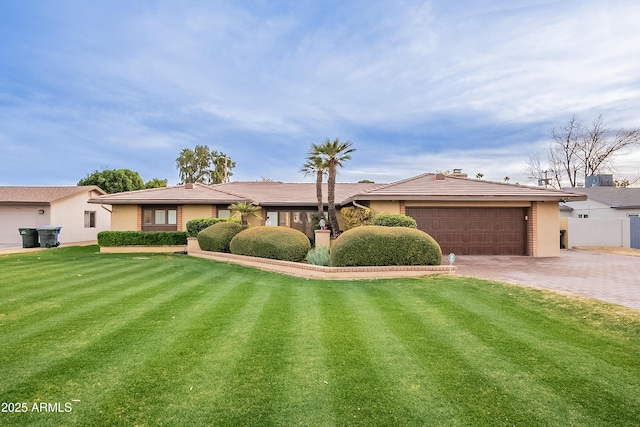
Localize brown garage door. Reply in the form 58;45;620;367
406;207;527;255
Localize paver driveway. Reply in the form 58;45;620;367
455;249;640;311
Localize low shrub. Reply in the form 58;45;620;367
97;231;188;247
372;214;417;228
341;206;375;230
186;217;230;237
230;226;311;262
197;222;243;252
330;225;441;267
306;246;331;266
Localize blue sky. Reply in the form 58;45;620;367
1;0;639;186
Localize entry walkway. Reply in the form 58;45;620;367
456;249;640;311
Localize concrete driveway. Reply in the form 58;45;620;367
455;249;640;311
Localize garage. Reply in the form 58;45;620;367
406;207;528;255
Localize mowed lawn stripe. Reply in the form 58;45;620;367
318;283;409;425
0;259;188;350
275;282;333;425
0;258;165;324
211;280;297;426
345;282;466;424
436;281;640;424
358;280;549;426
1;266;205;393
387;278;640;425
1;265;245;426
86;279;265;426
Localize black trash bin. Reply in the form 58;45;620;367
37;226;62;248
18;228;39;248
560;229;566;249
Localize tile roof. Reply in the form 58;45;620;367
0;186;104;205
343;173;586;202
89;183;247;205
563;187;640;208
210;182;379;206
88;173;587;207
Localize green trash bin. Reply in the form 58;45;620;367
37;226;62;248
18;228;39;248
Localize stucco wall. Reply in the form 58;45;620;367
564;199;640;219
181;205;215;230
534;201;560;257
49;189;111;243
368;200;401;215
567;218;631;248
111;205;138;231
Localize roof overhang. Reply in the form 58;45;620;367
88;198;250;205
349;194;587;203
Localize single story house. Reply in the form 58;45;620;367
559;186;640;249
0;186;110;247
560;187;640;219
90;172;584;257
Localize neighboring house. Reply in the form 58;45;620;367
0;186;110;247
559;186;640;249
561;187;640;219
90;172;584;257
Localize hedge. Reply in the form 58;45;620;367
330;225;442;267
372;214;417;228
341;206;375;230
197;222;243;253
230;226;311;262
97;231;188;247
186;217;230;237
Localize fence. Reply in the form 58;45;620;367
566;218;632;248
631;217;640;249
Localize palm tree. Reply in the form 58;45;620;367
315;138;355;238
301;153;327;224
229;202;262;229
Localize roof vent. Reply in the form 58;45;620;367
450;169;468;178
435;173;445;180
585;174;614;188
185;183;194;189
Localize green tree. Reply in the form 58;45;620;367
301;153;328;226
78;169;146;194
229;202;262;229
176;145;235;184
145;178;168;189
314;138;355;239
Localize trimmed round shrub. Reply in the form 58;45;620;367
197;221;243;252
230;226;311;262
330;225;442;267
372;214;417;228
187;217;229;237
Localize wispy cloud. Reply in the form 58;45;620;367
1;0;639;185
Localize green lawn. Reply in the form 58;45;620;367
1;246;639;426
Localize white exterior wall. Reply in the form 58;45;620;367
564;199;640;219
0;205;51;246
49;190;111;244
567;218;631;248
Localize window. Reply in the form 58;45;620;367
142;206;178;231
578;214;589;219
217;209;231;219
84;211;96;228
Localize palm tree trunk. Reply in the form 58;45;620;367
316;170;324;223
327;164;339;238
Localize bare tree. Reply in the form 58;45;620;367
528;115;640;188
579;115;640;179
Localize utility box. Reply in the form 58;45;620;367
37;226;62;248
18;228;39;248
